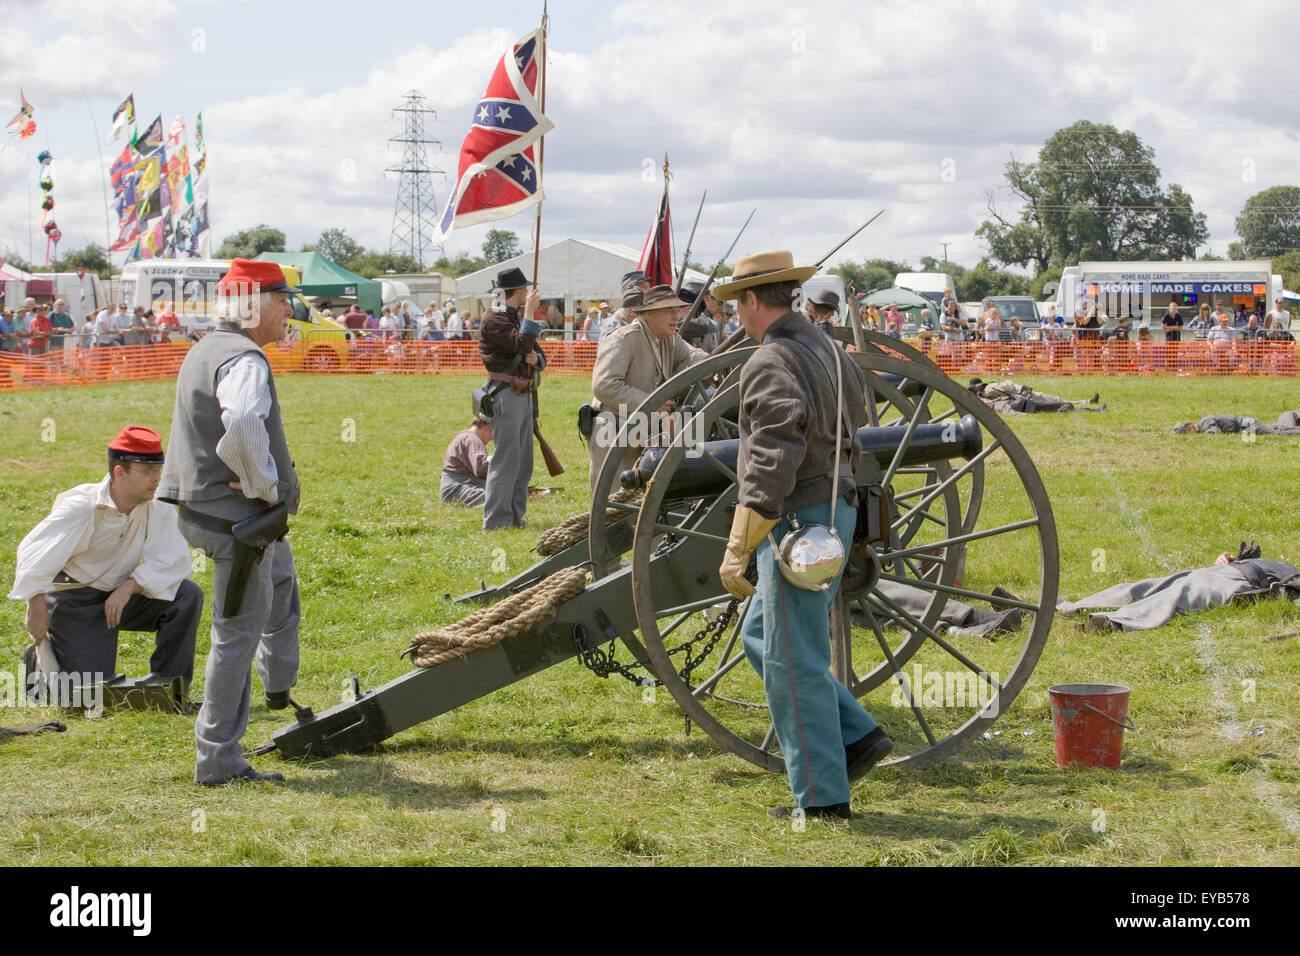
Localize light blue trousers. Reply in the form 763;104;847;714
741;498;877;808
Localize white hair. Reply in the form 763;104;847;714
215;289;277;329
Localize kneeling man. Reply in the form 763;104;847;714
10;426;200;697
440;415;493;506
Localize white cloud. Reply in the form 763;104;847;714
3;0;1297;272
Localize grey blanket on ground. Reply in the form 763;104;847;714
1056;559;1300;631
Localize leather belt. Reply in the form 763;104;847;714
486;371;531;392
178;505;235;536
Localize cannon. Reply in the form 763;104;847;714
265;331;1058;773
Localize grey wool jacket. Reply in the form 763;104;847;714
736;311;865;518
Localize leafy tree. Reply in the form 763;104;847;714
347;251;425;279
481;229;522;264
303;228;365;266
1232;185;1300;258
979;122;1208;269
59;244;114;279
957;259;1029;301
431;252;489;278
831;258;913;294
216;224;286;260
1271;251;1300;294
0;250;36;273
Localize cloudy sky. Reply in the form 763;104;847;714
1;0;1295;274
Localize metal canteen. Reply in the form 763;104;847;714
776;520;845;591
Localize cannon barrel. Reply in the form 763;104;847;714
620;414;982;494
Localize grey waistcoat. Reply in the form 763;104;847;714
157;326;299;520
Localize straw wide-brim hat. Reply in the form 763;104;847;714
712;250;818;301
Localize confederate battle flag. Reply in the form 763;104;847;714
432;27;553;243
637;176;673;287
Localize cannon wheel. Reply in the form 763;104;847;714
628;347;1058;772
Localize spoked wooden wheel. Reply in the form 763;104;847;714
628;347;1058;772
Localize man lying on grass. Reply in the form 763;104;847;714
1057;541;1300;631
1172;411;1300;435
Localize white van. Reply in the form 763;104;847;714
893;272;957;310
118;259;230;332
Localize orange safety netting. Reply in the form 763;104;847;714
917;336;1296;377
1;336;1294;393
0;338;599;392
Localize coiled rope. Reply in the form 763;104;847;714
534;488;643;556
406;565;591;668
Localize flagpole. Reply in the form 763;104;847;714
530;1;549;288
81;88;114;251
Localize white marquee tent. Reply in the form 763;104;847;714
454;238;709;323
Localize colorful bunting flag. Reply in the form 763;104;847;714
107;94;135;144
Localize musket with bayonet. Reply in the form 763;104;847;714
673;190;707;296
711;209;885;355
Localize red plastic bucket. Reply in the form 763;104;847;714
1048;683;1135;769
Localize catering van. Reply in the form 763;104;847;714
118;258;351;369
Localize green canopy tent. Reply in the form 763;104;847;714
857;286;935;332
257;252;382;314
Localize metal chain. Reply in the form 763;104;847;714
571;597;741;687
668;597;739;685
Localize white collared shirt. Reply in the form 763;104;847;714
9;475;193;602
215;353;279;503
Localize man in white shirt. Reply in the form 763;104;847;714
10;426;200;698
1266;297;1292;332
445;303;464;339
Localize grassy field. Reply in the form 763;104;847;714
1;369;1298;866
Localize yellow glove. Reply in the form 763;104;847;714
719;505;779;598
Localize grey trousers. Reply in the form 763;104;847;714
483;387;533;530
178;514;301;783
44;580;202;690
440;471;486;507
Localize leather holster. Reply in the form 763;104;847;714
226;501;289;617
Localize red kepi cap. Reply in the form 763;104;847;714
217;258;299;295
108;426;165;463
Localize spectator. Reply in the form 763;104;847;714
424;304;445;341
364;309;380;334
1187;303;1213;338
1266;297;1291;332
125;307;151;345
0;306;23;353
1207;309;1237;370
445;303;464;340
342;303;367;331
48;298;75;353
579;306;600;343
918;308;933;332
378;306;397;340
883;302;904;339
865;303;881;331
1234;304;1250;328
26;304;53;356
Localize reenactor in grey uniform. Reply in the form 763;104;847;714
714;250;892;820
158;259;303;787
587;285;709;491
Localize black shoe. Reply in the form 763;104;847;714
1090;393;1100;404
199;766;285;787
845;727;895;782
265;689;292;710
768;802;851;820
